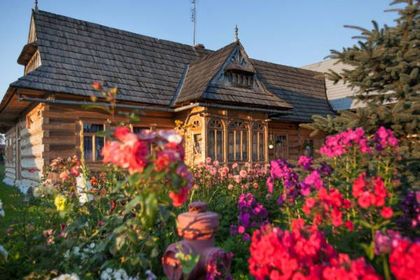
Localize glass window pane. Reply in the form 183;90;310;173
96;137;104;160
216;131;223;161
259;133;264;161
252;133;257;161
208;130;215;160
228;131;234;161
242;131;248;161
133;127;145;134
235;131;240;161
84;136;93;161
84;124;104;133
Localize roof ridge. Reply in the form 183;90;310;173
35;9;211;52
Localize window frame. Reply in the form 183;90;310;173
228;120;249;162
207;118;225;162
252;122;265;162
80;121;105;163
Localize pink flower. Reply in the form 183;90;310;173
240;170;248;178
205;157;212;164
59;170;69;181
298;155;313;170
232;162;238;169
228;184;234;190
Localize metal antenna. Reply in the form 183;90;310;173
34;0;39;11
234;25;239;42
191;0;197;45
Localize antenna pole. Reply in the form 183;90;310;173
191;0;197;45
34;0;39;11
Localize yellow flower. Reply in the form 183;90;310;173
54;194;67;212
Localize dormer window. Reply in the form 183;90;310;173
223;49;256;88
225;71;254;88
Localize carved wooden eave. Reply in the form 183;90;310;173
17;41;38;65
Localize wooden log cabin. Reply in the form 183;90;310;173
0;10;334;192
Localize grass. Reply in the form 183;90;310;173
0;164;60;278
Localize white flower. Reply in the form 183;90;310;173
0;200;4;217
0;245;8;260
145;270;157;280
52;273;80;280
76;175;93;205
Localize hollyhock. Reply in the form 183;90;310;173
239;169;248;178
389;239;420;280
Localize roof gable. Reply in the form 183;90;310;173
175;42;292;109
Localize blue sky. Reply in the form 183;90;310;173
0;0;398;99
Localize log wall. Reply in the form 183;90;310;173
3;104;46;192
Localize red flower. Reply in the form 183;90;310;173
358;192;372;208
169;187;189;207
249;222;379;280
92;81;102;90
381;207;393;219
390;239;420;280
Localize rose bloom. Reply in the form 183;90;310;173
239;170;248;178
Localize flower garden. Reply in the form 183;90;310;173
0;1;419;279
0;123;418;279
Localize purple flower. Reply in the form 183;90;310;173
398;191;420;229
374;230;405;255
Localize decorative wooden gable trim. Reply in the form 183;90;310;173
18;14;41;74
210;45;258;89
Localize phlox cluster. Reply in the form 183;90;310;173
352;173;393;219
249;220;380;280
266;159;301;204
231;193;268;241
303;187;352;229
320;127;370;158
389;238;420;280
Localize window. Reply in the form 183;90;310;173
269;133;288;160
225;71;254;88
303;139;314;157
83;123;104;162
228;120;249;162
252;122;265;162
208;119;224;162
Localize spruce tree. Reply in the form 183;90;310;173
302;0;419;184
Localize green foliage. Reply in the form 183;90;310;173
0;165;61;279
302;0;419;185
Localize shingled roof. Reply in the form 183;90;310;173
3;9;334;122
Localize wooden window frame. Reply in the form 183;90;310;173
207;118;224;162
252;122;265;162
228;120;249;162
80;121;105;163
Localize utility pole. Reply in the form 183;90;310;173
191;0;197;45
